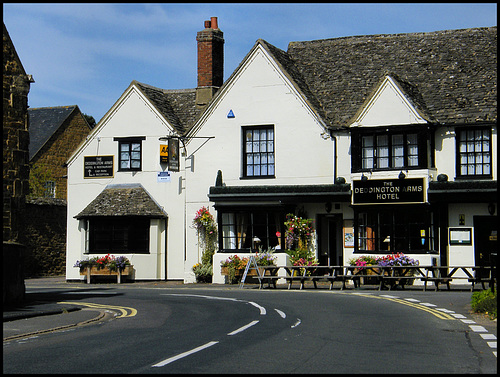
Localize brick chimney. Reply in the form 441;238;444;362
196;17;224;108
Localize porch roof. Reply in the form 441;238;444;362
208;183;351;204
427;180;497;203
75;184;167;219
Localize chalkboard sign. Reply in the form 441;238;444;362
84;155;114;178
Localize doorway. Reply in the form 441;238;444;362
473;215;497;268
318;214;343;266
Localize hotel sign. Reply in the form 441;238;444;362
84;155;114;178
352;178;425;205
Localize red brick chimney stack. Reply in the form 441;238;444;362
196;17;224;107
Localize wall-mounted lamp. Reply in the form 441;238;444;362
361;174;368;181
252;236;261;250
325;202;332;213
398;171;406;179
488;203;496;215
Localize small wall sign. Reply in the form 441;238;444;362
84;155;114;178
157;171;171;183
160;144;168;164
449;227;472;245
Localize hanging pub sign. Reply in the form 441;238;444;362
352;177;425;205
84;155;114;178
160;144;168;164
168;138;180;172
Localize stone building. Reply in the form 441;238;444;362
28;105;93;200
3;23;34;303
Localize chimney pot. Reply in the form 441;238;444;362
204;20;211;28
210;17;218;29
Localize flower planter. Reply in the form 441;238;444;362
221;267;259;277
80;266;133;284
354;266;381;285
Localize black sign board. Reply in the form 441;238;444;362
352;177;425;204
168;138;180;172
84;155;114;178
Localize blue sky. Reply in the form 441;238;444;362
3;3;497;123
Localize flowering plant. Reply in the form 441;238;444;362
192;263;212;283
348;253;419;267
284;213;313;251
254;248;277;266
348;255;379;267
193;206;217;265
74;254;131;272
220;255;248;269
377;252;419;267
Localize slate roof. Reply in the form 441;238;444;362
134;27;496;137
28;105;83;160
282;26;497;128
133;81;203;135
75;184;167;219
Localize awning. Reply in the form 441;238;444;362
75;183;168;219
427;180;497;203
208;183;351;204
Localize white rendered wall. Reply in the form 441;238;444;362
66;87;186;281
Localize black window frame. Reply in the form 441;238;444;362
242;125;275;179
354;205;436;255
218;208;284;252
455;126;492;179
86;216;150;254
114;136;146;172
352;127;429;172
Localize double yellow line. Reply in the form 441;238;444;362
348;293;455;320
58;302;137;318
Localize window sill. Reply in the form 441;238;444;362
239;175;276;180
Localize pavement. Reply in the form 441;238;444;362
3;276;497;342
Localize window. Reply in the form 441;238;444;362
115;137;145;171
457;128;491;177
243;126;275;178
220;210;283;251
86;216;150;254
355;207;434;254
354;129;427;172
44;181;56;198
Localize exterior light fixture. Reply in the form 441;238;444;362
361;174;368;181
399;171;406;179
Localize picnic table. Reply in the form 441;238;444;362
238;264;496;291
421;265;495;291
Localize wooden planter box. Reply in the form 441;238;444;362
80;266;133;284
221;267;259;277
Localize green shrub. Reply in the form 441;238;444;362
471;288;497;319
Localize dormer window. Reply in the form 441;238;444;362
352;128;428;172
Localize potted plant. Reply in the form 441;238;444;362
377;252;419;286
192;263;213;283
348;255;380;284
220;255;249;284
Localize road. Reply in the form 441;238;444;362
3;283;497;374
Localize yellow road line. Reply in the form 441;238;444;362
347;293;455;320
58;302;137;318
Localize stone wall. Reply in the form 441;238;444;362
24;198;67;277
3;23;33;304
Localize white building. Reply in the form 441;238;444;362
66;19;497;284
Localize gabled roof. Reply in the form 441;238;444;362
28;105;89;160
74;183;167;219
133;81;203;135
285;27;497;128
